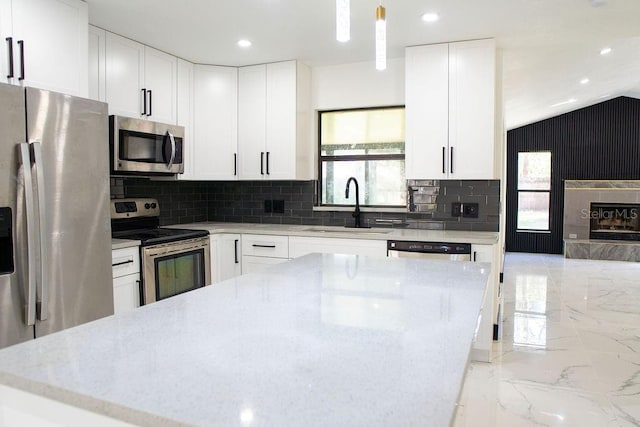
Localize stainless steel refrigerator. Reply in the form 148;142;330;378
0;83;113;349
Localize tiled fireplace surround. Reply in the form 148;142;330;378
564;180;640;261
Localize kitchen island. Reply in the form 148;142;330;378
0;253;489;426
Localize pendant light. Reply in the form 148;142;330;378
375;3;386;70
336;0;350;42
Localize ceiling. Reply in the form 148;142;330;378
87;0;640;130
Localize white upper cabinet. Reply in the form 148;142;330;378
105;32;177;123
265;61;297;180
105;32;144;118
405;43;449;180
448;40;496;179
1;0;88;97
405;39;496;180
191;65;239;180
238;64;267;180
176;58;194;178
143;46;177;124
88;25;105;101
238;61;312;181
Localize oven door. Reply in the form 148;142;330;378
141;237;211;305
110;115;184;175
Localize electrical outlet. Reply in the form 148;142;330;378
451;202;462;217
462;203;479;218
273;200;285;214
264;200;273;213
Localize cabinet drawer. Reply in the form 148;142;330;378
112;246;140;278
241;234;289;258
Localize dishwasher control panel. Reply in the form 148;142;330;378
387;240;471;254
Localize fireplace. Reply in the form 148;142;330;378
589;202;640;241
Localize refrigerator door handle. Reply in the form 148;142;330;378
19;143;37;326
31;142;48;321
167;131;176;170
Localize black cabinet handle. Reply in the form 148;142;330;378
450;146;454;174
112;259;134;267
17;40;24;81
473;251;477;262
442;146;446;174
266;152;270;175
260;152;264;175
141;88;147;115
5;37;13;79
234;239;239;264
148;89;152;117
252;244;276;248
233;153;237;176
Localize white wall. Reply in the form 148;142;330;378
308;58;405;175
311;58;405;110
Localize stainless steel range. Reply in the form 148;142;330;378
111;199;211;305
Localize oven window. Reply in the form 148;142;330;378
155;249;205;300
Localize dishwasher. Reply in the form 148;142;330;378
387;240;472;261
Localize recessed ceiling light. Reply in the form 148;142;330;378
580;78;590;84
237;39;252;48
600;47;611;55
421;12;439;22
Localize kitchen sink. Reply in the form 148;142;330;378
301;226;392;234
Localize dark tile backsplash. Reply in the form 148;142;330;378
111;178;210;226
111;178;500;231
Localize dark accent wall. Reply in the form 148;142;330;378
506;96;640;254
113;179;500;231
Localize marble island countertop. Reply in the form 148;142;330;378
168;221;499;245
0;254;489;426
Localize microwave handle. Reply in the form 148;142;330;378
167;131;176;170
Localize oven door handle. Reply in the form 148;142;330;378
166;131;176;170
144;242;209;257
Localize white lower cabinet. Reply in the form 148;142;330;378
111;246;140;315
471;243;500;360
241;234;289;275
289;236;387;258
210;234;242;283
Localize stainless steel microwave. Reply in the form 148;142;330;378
109;115;184;175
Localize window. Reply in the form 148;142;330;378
319;107;406;207
517;151;551;231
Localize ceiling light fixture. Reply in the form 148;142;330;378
580;78;590;84
237;39;252;48
421;12;439;22
336;0;350;42
600;47;612;55
375;3;386;71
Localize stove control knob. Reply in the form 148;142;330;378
151;203;157;209
144;203;151;209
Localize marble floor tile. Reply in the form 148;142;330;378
456;253;640;427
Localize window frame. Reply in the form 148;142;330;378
317;105;406;208
516;151;552;233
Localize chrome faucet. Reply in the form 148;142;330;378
345;177;362;228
